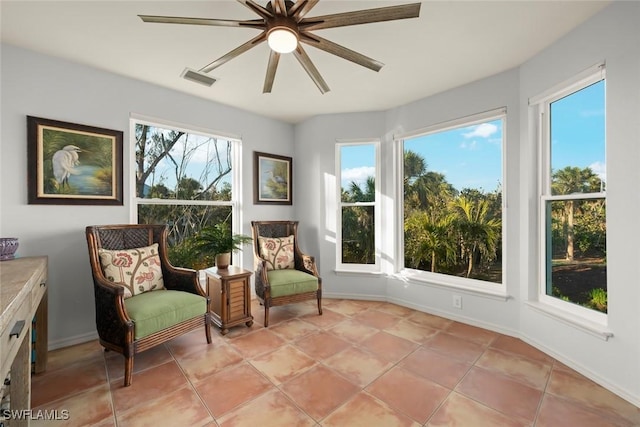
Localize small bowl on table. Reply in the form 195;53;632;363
0;238;19;261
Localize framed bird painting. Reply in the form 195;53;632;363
27;116;123;205
253;151;292;205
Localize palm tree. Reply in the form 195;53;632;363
341;177;376;264
405;211;457;272
451;196;501;277
404;151;456;215
411;172;456;212
404;150;426;185
551;166;600;261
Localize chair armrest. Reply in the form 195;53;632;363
295;251;320;277
162;265;206;297
92;276;134;347
254;257;270;299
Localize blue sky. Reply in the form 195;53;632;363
339;122;504;193
340;144;376;189
341;79;605;193
550;80;606;181
404;120;503;192
141;127;233;192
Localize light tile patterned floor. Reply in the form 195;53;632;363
30;299;640;426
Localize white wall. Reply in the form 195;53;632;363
294;112;388;298
383;67;522;333
2;0;638;407
296;68;523;330
518;1;640;406
0;44;295;348
294;1;639;406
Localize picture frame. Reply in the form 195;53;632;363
27;116;123;205
253;151;292;205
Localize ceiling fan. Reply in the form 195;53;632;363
139;0;421;93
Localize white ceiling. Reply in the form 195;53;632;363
1;1;610;124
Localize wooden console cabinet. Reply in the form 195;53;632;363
0;256;48;427
205;266;253;335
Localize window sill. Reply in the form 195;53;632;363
392;270;510;301
525;301;613;341
334;269;384;277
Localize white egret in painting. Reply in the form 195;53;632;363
265;170;286;185
52;145;82;188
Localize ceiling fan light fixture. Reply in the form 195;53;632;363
267;27;298;54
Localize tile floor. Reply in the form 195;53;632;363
30;299;640;426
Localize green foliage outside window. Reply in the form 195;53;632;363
547;166;607;313
341;177;376;264
403;150;503;283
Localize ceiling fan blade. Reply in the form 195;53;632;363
289;0;319;20
293;45;330;94
200;33;267;73
236;0;274;19
300;3;421;31
138;15;264;29
273;0;287;15
300;32;383;72
263;50;281;93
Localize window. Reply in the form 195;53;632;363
132;117;242;269
336;141;380;271
536;66;607;319
399;109;505;287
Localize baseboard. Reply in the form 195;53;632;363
325;292;517;337
385;295;519;338
48;331;98;351
520;332;640;408
323;292;387;302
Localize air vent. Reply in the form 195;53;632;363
181;68;217;87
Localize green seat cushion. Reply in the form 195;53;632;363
124;290;206;340
267;269;318;298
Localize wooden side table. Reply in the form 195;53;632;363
205;266;253;335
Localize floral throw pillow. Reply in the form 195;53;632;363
258;235;295;271
98;243;165;298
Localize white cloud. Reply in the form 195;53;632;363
459;140;478;150
589;161;607;182
580;109;605;118
341;166;375;184
463;123;498;139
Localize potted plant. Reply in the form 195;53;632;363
193;223;252;269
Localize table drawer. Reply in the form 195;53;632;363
31;274;47;312
0;295;32;382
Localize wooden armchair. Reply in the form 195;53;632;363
251;220;322;326
85;224;211;386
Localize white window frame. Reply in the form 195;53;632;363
533;63;607;325
335;139;381;273
394;108;507;296
129;114;245;264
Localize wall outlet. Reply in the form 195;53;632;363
452;295;462;309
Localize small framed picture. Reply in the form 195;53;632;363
254;151;292;205
27;116;123;205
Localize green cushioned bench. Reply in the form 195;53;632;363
267;269;319;298
124;290;207;340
